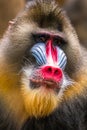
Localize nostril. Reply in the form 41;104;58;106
54;69;59;76
46;67;52;74
54;68;62;76
41;66;53;77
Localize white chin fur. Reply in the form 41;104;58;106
58;73;74;97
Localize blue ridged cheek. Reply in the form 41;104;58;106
57;47;67;70
30;43;46;65
30;42;67;70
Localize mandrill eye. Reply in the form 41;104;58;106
54;36;66;47
33;33;49;43
58;23;63;32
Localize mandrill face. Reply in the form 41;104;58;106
0;0;82;118
22;35;69;117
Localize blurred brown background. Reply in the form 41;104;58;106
0;0;87;48
0;0;25;38
67;0;87;48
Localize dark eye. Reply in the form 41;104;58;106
33;33;49;43
58;23;63;32
53;37;60;45
53;36;66;47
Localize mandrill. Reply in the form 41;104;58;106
0;0;87;130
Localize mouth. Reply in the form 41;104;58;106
30;78;61;90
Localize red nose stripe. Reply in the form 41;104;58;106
46;39;58;63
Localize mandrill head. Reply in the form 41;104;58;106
1;0;82;118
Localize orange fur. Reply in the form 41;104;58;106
21;84;60;118
63;73;87;100
0;64;27;128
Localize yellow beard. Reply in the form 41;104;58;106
21;80;60;118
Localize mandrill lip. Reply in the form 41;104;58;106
29;78;61;89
